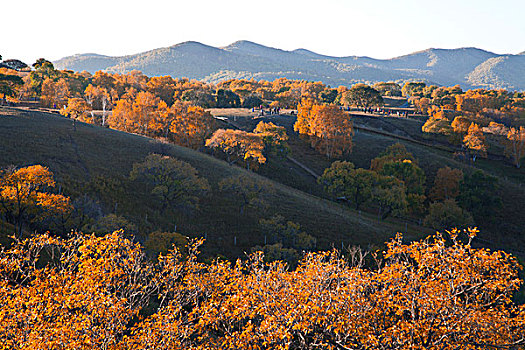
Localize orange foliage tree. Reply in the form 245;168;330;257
1;229;523;349
253;121;289;156
168;102;216;149
463;123;487;161
60;97;90;122
505;126;525;168
422;108;452;135
108;91;161;134
206;129;266;169
294;100;353;158
0;165;71;238
0;231;157;349
40;77;70;108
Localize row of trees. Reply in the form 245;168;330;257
423;107;525;165
409;82;525;166
1;57;392;111
319;143;500;228
1;228;523;349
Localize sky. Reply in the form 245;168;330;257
2;0;524;65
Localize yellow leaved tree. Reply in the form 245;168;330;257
0;165;71;238
0;229;524;349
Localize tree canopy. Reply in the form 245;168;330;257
343;83;383;107
1;229;523;349
130;154;210;211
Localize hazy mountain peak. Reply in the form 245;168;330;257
170;41;217;49
224;40;266;48
54;40;525;91
222;40;286;55
292;48;324;58
73;53;112;58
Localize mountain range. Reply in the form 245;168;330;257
54;40;525;91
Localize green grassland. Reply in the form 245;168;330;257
0;107;426;259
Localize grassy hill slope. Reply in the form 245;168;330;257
0;107;422;258
227;112;525;259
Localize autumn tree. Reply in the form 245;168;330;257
147;75;177;105
92;71;116;91
108;98;134;131
40;77;70;108
293;98;315;135
206;129;266;169
29;58;56;96
429;166;463;201
108;91;166;135
168;102;216;149
130;154;210;211
253;121;289;156
0;231;158;349
463;122;487;161
132;228;524;350
451;115;471;135
310;104;354;158
84;84;112;125
60;97;90;122
132;91;162;134
1;229;524;349
84;83;98;122
505;126;525;168
483;121;509;136
412;97;431;114
343;83;383;108
0;165;71;238
294;101;353;158
401;81;426;97
421;108;452;135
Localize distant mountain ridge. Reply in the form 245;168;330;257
54;40;525;91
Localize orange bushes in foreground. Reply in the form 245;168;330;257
0;229;524;349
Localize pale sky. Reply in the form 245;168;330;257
2;0;524;65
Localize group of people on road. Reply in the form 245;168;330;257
252;106;282;116
340;106;411;118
